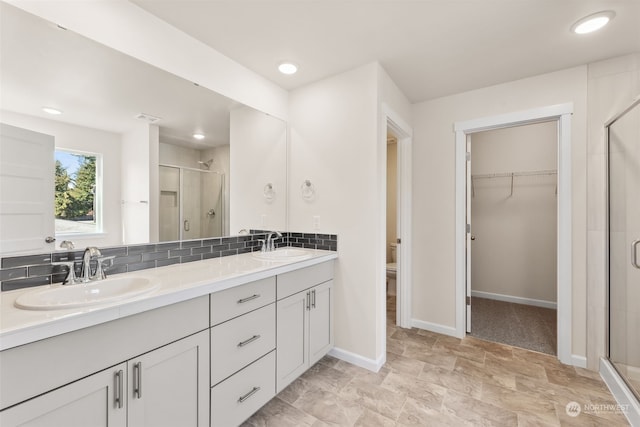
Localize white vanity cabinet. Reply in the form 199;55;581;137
0;255;337;427
276;262;334;392
210;277;277;427
0;296;210;427
126;331;209;427
0;362;128;427
0;331;208;427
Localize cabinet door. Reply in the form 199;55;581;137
276;290;309;393
309;280;334;366
0;363;127;427
127;331;209;427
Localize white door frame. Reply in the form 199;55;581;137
454;103;574;365
380;104;413;339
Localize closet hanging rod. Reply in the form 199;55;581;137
471;169;557;180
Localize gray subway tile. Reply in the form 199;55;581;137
127;261;156;272
181;254;203;263
2;276;51;291
0;267;27;281
156;258;180;267
142;251;169;262
2;254;52;268
169;248;191;257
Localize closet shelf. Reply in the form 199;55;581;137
471;169;557;197
471;169;557;180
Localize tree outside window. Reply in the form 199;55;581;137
55;151;100;234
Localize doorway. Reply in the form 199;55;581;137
468;122;558;355
386;132;399;324
381;105;413;337
454;103;574;365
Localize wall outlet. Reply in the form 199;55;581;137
313;215;320;230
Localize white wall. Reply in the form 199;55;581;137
412;66;588;358
289;62;411;368
0;110;122;249
230;107;287;234
121;123;159;244
159;143;200;168
289;63;379;364
7;1;288;121
586;53;640;369
470;122;557;304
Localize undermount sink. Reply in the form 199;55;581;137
252;248;312;262
14;276;159;311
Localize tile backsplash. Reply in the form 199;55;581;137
1;231;337;291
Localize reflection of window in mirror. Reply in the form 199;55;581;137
54;149;102;236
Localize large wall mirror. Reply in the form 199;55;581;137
0;3;287;255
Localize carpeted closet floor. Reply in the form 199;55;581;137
470;297;557;355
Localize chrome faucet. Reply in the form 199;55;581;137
81;246;102;282
265;231;282;252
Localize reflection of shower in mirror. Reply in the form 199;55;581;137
198;159;213;169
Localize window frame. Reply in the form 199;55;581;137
54;148;104;238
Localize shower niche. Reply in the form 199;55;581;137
159;164;225;241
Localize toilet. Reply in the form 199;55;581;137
386;242;397;295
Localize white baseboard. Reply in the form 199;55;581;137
600;358;640;426
471;290;557;309
328;346;385;373
411;319;460;338
571;354;587;368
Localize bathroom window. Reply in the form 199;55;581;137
54;149;102;235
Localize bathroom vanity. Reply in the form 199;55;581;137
0;249;336;427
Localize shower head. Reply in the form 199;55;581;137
198;159;213;169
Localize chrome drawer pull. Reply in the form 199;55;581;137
238;386;261;403
238;334;261;347
114;369;123;409
632;239;640;269
237;294;260;304
133;362;142;398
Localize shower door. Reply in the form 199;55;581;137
182;169;224;240
159;166;224;241
608;99;640;398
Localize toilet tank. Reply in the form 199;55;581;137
389;242;397;262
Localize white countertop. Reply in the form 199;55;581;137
0;248;337;351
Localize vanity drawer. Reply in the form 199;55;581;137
277;261;334;300
211;303;275;385
210;277;275;326
211;351;275;427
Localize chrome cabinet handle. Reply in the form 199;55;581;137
238;386;261;403
237;335;261;347
114;369;123;409
312;289;316;309
133;362;142;398
237;294;260;304
306;291;310;311
632;239;640;269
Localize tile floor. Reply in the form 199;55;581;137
242;296;630;426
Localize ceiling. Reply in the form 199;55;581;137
132;0;640;103
0;2;240;148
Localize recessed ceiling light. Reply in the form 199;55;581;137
42;107;62;115
193;133;205;140
278;62;298;75
571;11;615;34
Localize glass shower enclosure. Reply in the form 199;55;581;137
607;98;640;402
159;165;225;241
